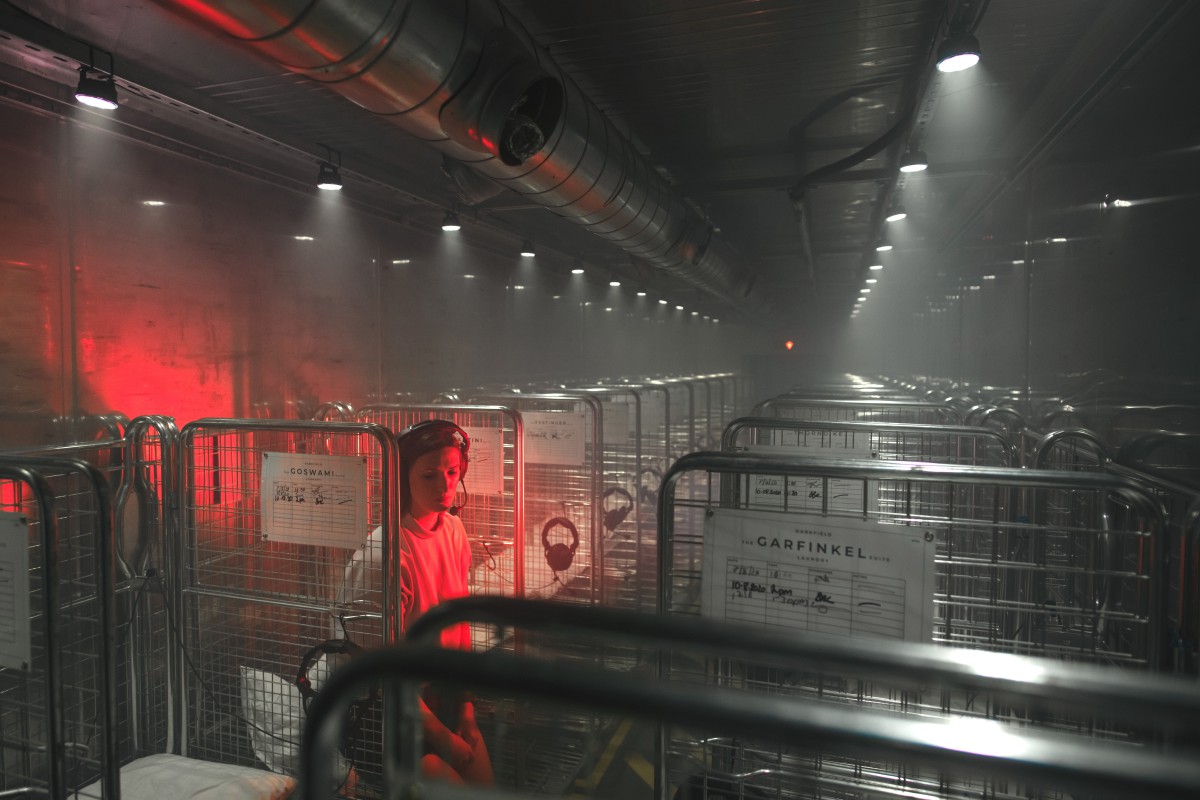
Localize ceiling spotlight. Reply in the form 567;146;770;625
441;211;462;231
869;264;884;270
658;299;668;305
875;243;893;252
609;279;621;287
636;290;647;297
520;239;536;258
75;65;118;110
316;161;342;191
885;207;907;223
314;143;344;190
675;305;684;311
899;149;929;173
936;29;982;73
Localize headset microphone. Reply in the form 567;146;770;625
449;478;468;516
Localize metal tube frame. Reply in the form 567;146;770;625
0;457;119;800
298;630;1200;800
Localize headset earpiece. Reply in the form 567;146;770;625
296;638;366;704
637;466;663;506
542;516;579;572
602;486;635;532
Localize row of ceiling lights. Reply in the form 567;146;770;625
850;22;983;322
69;42;358;199
312;22;980;324
441;213;714;318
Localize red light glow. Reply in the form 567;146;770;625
784;340;794;351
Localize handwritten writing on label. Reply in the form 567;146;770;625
727;579;840;609
524;411;587;465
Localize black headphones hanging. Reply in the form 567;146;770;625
296;639;381;782
541;516;579;573
637;466;663;506
602;486;635;532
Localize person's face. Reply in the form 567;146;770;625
407;446;463;519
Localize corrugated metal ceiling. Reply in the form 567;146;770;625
0;0;1191;328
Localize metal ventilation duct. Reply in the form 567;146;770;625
164;0;765;313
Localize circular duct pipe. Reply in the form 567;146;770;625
168;0;766;313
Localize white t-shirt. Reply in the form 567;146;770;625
338;513;472;650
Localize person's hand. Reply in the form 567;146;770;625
457;702;481;750
442;732;474;772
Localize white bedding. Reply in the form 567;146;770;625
75;753;294;799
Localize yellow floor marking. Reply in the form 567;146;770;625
573;718;634;790
624;751;655;788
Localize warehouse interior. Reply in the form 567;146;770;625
1;2;1199;800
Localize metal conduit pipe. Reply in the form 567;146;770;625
164;0;767;312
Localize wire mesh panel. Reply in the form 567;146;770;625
690;379;714;451
472;394;601;606
177;419;397;791
0;457;119;800
659;379;696;460
655;453;1172;800
1031;430;1200;674
753;396;961;424
619;383;672;612
723;418;1017;468
353;404;522;606
560;387;649;610
661;454;1165;665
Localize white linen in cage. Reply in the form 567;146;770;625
74;753;294;799
239;657;348;778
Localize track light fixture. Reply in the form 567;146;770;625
519;239;536;257
74;47;118;110
441;210;462;231
936;29;982;73
315;145;343;190
899;149;928;173
885;206;907;223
